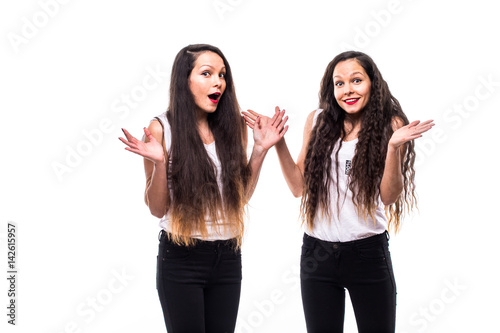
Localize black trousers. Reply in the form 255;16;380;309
156;230;242;333
300;232;396;333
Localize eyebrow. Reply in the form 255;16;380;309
199;64;226;70
333;71;365;79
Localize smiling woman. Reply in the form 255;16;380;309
243;50;434;332
332;59;372;123
298;52;433;332
118;44;288;333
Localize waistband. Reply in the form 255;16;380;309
303;231;389;249
159;229;238;249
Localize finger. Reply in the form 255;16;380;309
245;109;261;120
277;110;286;126
121;128;138;143
419;119;434;125
241;111;251;119
124;146;150;158
269;110;279;126
277;116;289;131
242;115;255;125
271;109;285;127
413;121;435;134
280;125;289;137
255;116;262;129
243;116;255;129
119;136;138;149
418;120;435;129
411;134;423;141
143;127;159;144
247;109;260;116
281;114;289;125
242;111;256;122
407;120;421;128
415;126;433;135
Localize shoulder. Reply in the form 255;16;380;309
302;109;320;143
307;109;318;121
302;110;316;136
305;109;321;129
146;119;164;143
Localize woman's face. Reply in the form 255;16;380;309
333;59;371;116
188;51;227;117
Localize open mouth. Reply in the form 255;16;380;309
344;98;360;105
208;92;221;103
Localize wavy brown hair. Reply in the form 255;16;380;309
301;51;416;233
165;44;250;247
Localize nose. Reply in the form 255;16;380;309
213;75;221;87
343;82;353;95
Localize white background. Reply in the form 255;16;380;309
1;0;499;332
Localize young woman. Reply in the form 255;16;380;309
244;51;434;332
119;44;287;333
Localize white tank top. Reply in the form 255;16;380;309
153;113;238;241
306;109;387;242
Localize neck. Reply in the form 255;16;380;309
344;114;362;140
196;109;213;144
196;108;208;125
345;112;362;126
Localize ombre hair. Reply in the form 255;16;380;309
165;44;250;247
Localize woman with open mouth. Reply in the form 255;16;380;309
244;51;434;332
119;44;288;333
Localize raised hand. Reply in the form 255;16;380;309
389;119;435;148
119;127;165;164
244;106;289;151
242;109;269;129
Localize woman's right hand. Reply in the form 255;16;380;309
242;109;272;129
119;127;165;164
242;107;288;150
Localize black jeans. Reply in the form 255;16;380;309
300;232;396;333
156;230;242;333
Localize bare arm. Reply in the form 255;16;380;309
245;141;268;200
275;109;316;197
380;118;434;205
244;109;289;200
243;107;315;198
119;121;170;218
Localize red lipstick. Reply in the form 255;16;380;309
344;98;359;105
208;92;221;103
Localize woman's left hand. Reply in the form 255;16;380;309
243;106;289;151
389;119;435;148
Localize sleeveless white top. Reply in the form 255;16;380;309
305;109;387;242
153;113;238;241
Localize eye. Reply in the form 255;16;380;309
334;81;344;87
353;78;362;84
202;71;210;77
219;73;225;78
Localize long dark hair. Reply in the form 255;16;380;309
166;44;250;246
301;51;416;232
